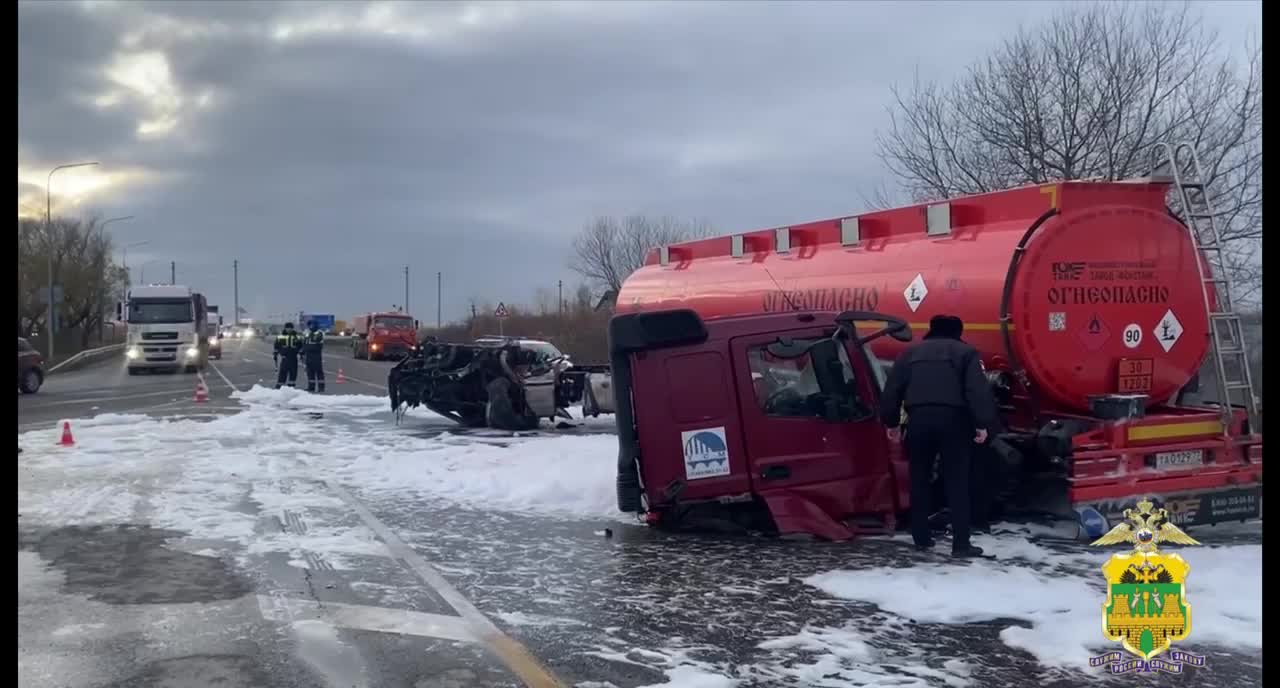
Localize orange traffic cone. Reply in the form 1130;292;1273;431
194;376;209;403
58;421;75;447
336;369;345;384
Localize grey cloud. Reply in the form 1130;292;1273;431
18;0;1260;321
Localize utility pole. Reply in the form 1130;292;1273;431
233;260;240;326
404;265;410;316
45;161;99;360
436;271;442;329
170;261;176;284
558;280;563;317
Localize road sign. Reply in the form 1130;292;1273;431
494;303;510;319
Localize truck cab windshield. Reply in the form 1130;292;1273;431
374;317;413;329
129;300;193;324
747;338;867;419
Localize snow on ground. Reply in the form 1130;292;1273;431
18;387;1262;686
18;386;624;550
804;544;1262;673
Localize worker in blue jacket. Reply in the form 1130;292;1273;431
302;320;326;392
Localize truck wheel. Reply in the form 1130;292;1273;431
485;378;538;431
19;369;42;394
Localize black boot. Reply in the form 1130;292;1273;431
952;545;985;558
318;383;326;393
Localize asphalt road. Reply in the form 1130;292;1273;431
18;340;1263;688
17;337;393;432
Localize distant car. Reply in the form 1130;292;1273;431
17;337;44;394
207;327;223;360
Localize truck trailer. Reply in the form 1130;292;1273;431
612;152;1261;539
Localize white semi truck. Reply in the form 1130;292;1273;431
120;285;210;374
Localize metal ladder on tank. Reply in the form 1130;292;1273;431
1151;142;1260;435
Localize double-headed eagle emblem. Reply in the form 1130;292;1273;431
1089;499;1201;552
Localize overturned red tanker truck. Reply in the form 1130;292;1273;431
611;165;1262;539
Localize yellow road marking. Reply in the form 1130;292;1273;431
331;484;567;687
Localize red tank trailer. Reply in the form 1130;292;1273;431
615;180;1261;538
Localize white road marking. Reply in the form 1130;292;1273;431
208;361;242;393
321;353;389;392
24;388;188;407
334;374;384;392
328;483;566;687
257;595;475;643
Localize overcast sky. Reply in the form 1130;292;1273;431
17;0;1260;323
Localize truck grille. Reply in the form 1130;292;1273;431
141;332;180;341
143;345;179;362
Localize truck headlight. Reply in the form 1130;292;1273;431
208;336;218;345
126;347;140;360
186;347;200;357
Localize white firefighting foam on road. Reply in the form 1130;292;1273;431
805;543;1262;671
17;386;1261;685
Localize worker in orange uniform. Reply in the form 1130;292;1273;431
879;315;1000;558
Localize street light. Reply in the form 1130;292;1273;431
121;240;151;303
98;215;135;238
138;259;165;284
121;240;151;271
46;161;100;360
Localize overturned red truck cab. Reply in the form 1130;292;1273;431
612;172;1261;540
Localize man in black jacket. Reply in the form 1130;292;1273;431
273;322;304;389
880;315;1000;557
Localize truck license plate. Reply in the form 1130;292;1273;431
1154;449;1204;469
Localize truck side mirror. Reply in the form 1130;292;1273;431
115;302;123;320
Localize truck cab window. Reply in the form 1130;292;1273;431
747;339;863;419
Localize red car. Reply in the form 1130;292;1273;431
18;337;44;394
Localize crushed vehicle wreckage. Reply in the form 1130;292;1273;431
388;335;615;431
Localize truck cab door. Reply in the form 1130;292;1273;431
731;330;896;536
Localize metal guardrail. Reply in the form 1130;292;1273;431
47;343;126;375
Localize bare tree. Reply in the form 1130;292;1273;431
569;215;714;296
17;216;128;346
875;2;1262;300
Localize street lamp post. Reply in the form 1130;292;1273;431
45;161;100;360
99;215;134;238
93;216;133;343
121;240;150;304
138;259;165;285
